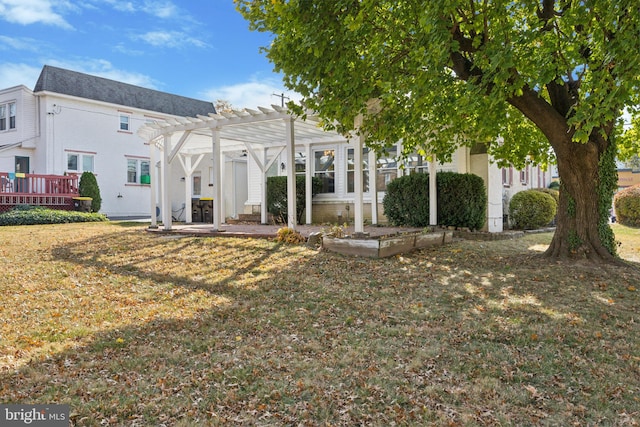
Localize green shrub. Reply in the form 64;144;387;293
0;206;108;226
548;180;560;190
382;173;431;227
509;189;557;230
267;176;322;224
436;172;487;231
534;187;559;205
614;184;640;227
382;172;487;230
79;172;102;212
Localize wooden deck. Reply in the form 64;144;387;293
0;173;79;212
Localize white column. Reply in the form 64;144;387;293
429;155;437;226
149;141;158;228
305;144;313;224
285;118;297;230
261;148;268;224
353;116;364;234
162;135;172;231
368;148;378;225
219;152;226;223
212;128;222;231
182;155;193;223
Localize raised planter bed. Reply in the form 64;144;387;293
322;230;453;258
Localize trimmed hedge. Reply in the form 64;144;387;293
614;184;640;227
0;206;108;226
382;172;487;230
509;189;557;230
267;176;322;224
79;171;102;212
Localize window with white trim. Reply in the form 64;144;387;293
193;172;202;196
347;147;369;193
0;101;16;131
119;113;131;131
126;157;150;184
67;152;95;173
376;145;398;192
314;149;335;193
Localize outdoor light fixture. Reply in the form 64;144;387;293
117;193;123;198
280;162;285;171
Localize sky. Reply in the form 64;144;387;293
0;0;300;109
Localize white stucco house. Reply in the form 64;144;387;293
1;65;551;231
0;65;216;217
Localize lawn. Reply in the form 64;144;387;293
1;222;639;426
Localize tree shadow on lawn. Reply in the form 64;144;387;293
2;230;639;425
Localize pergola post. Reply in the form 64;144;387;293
305;144;312;224
162;134;172;231
429;155;437;226
180;155;194;223
353;115;365;234
368;149;378;225
285;118;297;230
261;147;268;224
211;128;222;231
149;141;158;228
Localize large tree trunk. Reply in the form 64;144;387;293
544;135;615;262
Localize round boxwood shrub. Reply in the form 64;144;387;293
78;172;102;212
614;184;640;227
509;189;557;230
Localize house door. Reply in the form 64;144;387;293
15;156;30;193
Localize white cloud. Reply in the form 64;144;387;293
0;35;42;52
0;0;73;29
142;0;177;18
0;63;43;89
202;77;302;110
135;30;208;49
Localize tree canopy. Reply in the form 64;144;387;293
237;0;640;262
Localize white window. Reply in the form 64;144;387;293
347;147;369;193
314;149;335;193
126;157;150;184
376;145;398;192
119;114;130;131
0;102;16;131
67;152;95;173
294;151;306;177
193;172;202;196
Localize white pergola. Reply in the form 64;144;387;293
137;105;438;233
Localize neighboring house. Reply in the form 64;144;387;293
0;65;216;217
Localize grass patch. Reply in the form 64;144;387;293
0;222;639;425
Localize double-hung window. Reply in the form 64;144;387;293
346;147;369;193
314;149;335;193
376;145;398;192
119;113;131;132
126;157;150;184
0;101;16;131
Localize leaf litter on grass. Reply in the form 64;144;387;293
0;222;639;425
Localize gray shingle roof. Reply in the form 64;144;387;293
33;65;216;117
